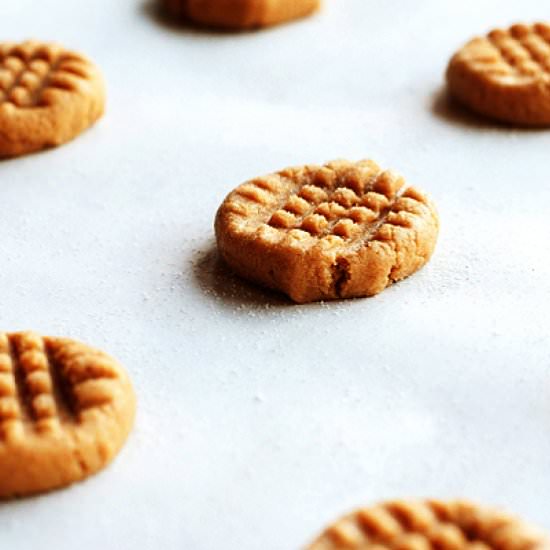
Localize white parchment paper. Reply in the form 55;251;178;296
0;1;549;548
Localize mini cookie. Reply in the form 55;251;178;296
215;160;439;303
447;23;550;125
307;499;550;550
162;0;320;29
0;40;105;158
0;332;135;498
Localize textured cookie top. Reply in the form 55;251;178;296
0;332;135;498
0;332;127;443
216;160;438;302
0;41;99;109
218;160;431;253
0;41;105;158
450;23;550;86
446;23;550;125
308;500;550;550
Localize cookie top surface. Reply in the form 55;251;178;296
215;160;439;302
307;500;550;550
451;23;550;84
0;331;135;498
0;40;100;110
218;160;427;250
447;23;550;125
0;40;105;157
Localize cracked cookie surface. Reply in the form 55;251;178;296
162;0;320;29
215;160;439;303
447;23;550;125
307;499;550;550
0;332;135;498
0;40;105;158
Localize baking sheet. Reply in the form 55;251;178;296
1;0;550;548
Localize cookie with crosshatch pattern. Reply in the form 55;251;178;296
162;0;320;29
447;23;550;125
306;499;550;550
0;332;135;498
215;160;439;303
0;41;105;158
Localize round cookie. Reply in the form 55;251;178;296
447;23;550;126
307;499;550;550
162;0;320;30
0;40;105;158
215;160;439;303
0;332;135;498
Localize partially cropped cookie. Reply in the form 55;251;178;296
215;160;439;303
447;23;550;125
0;41;105;158
0;332;135;498
162;0;320;29
307;499;550;550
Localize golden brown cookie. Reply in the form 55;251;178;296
0;41;105;158
0;332;135;498
162;0;320;29
307;499;550;550
447;23;550;126
215;160;439;303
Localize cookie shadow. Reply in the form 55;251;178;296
0;144;64;163
431;87;501;130
191;242;291;308
431;87;549;133
141;0;256;35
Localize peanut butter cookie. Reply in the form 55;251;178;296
447;23;550;125
0;41;105;158
307;499;550;550
0;332;135;498
215;160;439;303
162;0;320;29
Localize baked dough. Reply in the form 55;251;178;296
215;160;439;303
